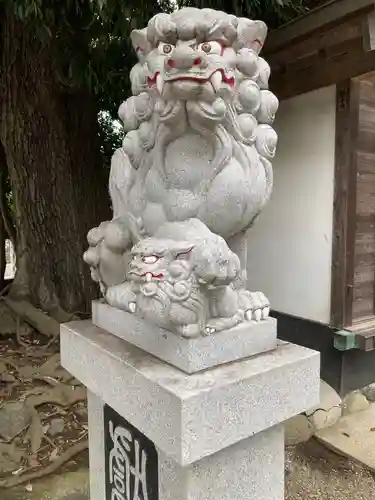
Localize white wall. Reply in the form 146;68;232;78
247;86;336;323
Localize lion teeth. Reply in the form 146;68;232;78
211;71;223;92
156;74;164;95
146;272;152;282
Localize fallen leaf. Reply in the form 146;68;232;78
12;466;24;476
25;483;33;492
49;448;59;462
0;361;7;375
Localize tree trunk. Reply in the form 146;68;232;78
0;212;5;292
0;9;111;314
0;142;8;291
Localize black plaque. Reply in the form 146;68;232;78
104;404;159;500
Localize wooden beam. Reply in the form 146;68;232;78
331;80;360;328
270;43;375;100
362;11;375;51
266;0;375;53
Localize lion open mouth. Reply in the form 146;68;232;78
147;69;235;94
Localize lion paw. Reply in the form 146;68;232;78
240;291;270;322
204;326;216;336
106;283;137;313
176;324;201;339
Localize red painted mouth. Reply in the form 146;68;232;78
129;271;164;279
142;272;164;279
147;69;235;90
147;73;159;88
216;69;235;88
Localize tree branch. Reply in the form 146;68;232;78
0;440;88;489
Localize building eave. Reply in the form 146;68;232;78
267;0;375;52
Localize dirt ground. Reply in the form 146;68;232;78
286;440;375;500
1;306;375;499
0;325;88;491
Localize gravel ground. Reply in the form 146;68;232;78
286;439;375;500
2;439;375;499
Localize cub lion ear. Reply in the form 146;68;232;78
236;19;268;54
130;28;150;56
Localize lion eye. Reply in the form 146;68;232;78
142;255;159;264
158;43;174;55
198;41;223;55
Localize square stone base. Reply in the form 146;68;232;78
92;300;277;373
61;320;319;465
88;391;284;500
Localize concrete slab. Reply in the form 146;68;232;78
315;403;375;473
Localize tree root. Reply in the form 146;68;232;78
4;298;59;337
0;440;88;489
0;283;10;298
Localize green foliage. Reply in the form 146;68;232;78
179;0;305;27
98;110;123;167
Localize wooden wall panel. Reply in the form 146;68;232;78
352;76;375;321
331;80;359;328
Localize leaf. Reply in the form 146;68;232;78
0;361;7;375
49;448;59;462
25;484;33;492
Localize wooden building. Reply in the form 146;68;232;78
247;0;375;394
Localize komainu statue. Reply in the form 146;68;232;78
84;7;279;338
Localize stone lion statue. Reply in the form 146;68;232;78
84;7;278;336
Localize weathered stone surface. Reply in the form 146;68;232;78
343;392;370;416
305;380;342;416
315;403;375;474
285;414;314;446
47;418;65;437
0;402;31;442
308;407;342;431
362;383;375;402
304;380;342;430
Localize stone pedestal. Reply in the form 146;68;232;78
92;300;278;373
61;320;319;500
